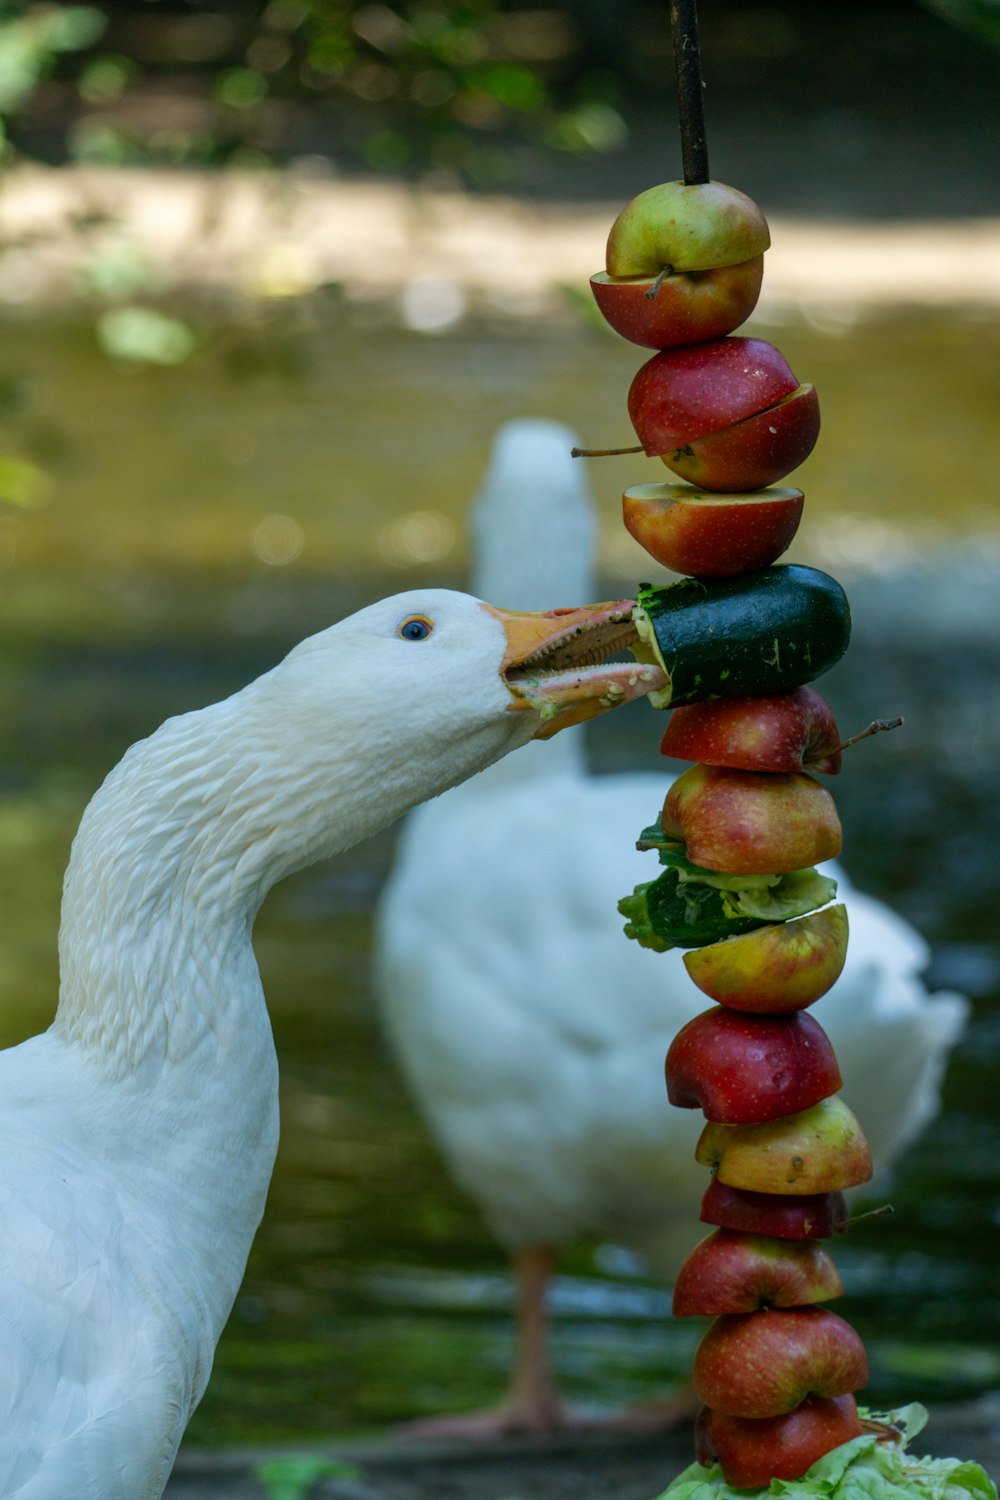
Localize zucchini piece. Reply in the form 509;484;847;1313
635;564;850;708
619;869;767;951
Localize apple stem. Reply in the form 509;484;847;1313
571;444;645;458
670;0;710;185
860;1417;906;1444
645;265;673;301
832;716;905;756
843;1203;895;1229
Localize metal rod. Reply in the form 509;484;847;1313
670;0;709;184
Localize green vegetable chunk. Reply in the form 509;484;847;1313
619;870;765;951
634;564;851;708
619;815;837;951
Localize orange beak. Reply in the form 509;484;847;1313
481;599;669;739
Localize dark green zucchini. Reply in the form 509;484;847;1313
635;564;850;708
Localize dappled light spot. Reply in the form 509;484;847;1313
400;274;466;332
252;513;305;566
242;244;322;299
378;509;456;568
96;306;198;366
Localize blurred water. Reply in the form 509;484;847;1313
0;305;997;1443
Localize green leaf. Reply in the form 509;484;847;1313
618;869;767;951
0;455;50;508
732;867;838;922
254;1455;364;1500
96;307;199;367
621;828;837;950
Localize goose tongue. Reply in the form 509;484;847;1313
483;599;669;738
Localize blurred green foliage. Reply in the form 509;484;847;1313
921;0;1000;42
0;2;106;150
0;1;628;187
0;1;994;186
254;1455;364;1500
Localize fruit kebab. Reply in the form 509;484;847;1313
576;1;996;1495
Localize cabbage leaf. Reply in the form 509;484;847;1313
653;1406;997;1500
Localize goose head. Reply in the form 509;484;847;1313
254;587;664;831
97;587;667;895
57;585;664;1058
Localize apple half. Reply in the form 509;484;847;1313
692;1306;869;1419
696;1096;874;1195
664;383;821;492
672;1228;844;1317
665;1006;842;1123
660;687;843;775
590;257;764;351
628;337;800;454
605;179;770;277
661;763;843;875
682;905;850;1012
696;1395;864;1486
700;1179;849;1240
622;481;803;577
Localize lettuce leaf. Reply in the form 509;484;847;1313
652;1406;997;1500
619;871;767;952
620;823;837;951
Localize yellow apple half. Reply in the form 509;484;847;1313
682;904;849;1012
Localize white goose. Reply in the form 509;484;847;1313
375;422;969;1437
0;586;663;1499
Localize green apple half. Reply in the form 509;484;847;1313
606;180;770;277
696;1096;873;1194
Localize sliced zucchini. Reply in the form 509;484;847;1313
634;564;850;708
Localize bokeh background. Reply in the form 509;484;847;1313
0;0;998;1449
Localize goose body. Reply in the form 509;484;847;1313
0;587;659;1497
375;423;969;1432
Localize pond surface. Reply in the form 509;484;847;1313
0;302;998;1445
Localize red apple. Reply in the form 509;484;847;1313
661;687;843;775
696;1395;864;1485
627;337;801;457
682;905;850;1012
665;1007;841;1123
692;1306;868;1419
662;383;821;492
696;1096;874;1195
590;258;764;350
661;764;843;874
622;481;803;577
605;180;770;277
672;1229;843;1317
701;1179;849;1240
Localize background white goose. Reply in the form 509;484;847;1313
0;586;660;1500
374;421;969;1437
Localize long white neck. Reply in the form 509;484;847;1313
54;652;531;1074
44;609;535;1397
59;692;298;1072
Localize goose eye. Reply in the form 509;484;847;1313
398;615;434;642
